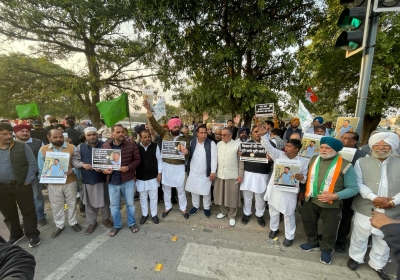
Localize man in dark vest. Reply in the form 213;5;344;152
102;124;141;237
240;125;275;227
0;123;41;247
335;132;368;253
136;129;162;225
300;137;358;265
347;130;400;280
185;124;217;218
72;127;113;235
13;124;47;226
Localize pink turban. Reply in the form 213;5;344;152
167;118;182;130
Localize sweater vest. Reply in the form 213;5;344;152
243;140;274;175
352;157;400;219
79;142;106;185
40;144;77;184
136;142;158;181
307;155;352;208
9;141;29;186
189;138;212;176
26;138;42;160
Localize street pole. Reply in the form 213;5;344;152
354;7;380;135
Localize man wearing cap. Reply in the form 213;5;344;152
299;137;358;265
258;123;308;247
282;118;302;142
0;123;41;248
347;130;400;280
31;120;49;145
306;116;330;136
72;127;113;235
38;129;82;238
13;124;47;226
143;100;191;219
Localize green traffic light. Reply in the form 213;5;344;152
338;9;363;29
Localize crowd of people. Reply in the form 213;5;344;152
0;107;400;280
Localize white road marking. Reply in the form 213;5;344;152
43;233;109;280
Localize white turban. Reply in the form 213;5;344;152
84;127;97;134
44;115;51;120
368;131;399;150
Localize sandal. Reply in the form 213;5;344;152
129;224;139;233
109;227;121;237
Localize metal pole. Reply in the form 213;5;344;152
355;11;380;135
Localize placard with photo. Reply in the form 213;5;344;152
300;133;323;158
161;141;186;160
273;158;301;193
40;152;70;184
334;117;360;139
92;148;121;170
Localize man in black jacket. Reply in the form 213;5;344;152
65;119;82;146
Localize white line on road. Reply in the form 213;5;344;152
43;233;109;280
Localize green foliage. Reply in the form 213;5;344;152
0;53;88;119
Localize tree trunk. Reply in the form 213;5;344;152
243;113;253;129
85;40;101;128
360;113;382;146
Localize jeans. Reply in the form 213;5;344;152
109;180;136;228
31;177;46;219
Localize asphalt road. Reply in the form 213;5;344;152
0;192;397;280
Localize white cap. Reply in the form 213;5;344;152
44;115;51;120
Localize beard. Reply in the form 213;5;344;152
87;139;98;145
371;150;391;160
170;129;180;136
240;136;248;142
319;151;337;159
51;140;64;146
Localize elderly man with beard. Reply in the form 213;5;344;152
299;137;358;265
282;118;302;142
143;100;191;219
240;125;276;227
38;129;82;238
258;123;308;247
72;127;113;235
347;131;400;280
237;127;250;142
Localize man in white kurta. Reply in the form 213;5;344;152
136;130;163;225
186;125;217;218
348;131;400;280
240;125;275;227
259;123;308;247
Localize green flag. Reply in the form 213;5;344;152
96;94;129;127
16;102;40;119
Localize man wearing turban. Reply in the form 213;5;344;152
300;137;358;265
143;100;191;219
347;130;400;280
306;116;331;136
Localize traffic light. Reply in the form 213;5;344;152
335;0;372;58
373;0;400;12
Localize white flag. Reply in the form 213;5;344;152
153;97;166;121
298;100;313;132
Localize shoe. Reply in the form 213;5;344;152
85;223;97;235
102;219;113;228
299;243;320;252
29;237;41;248
71;223;82;232
38;218;47;226
51;227;64;238
241;215;250;225
204;209;211;218
257;216;266;227
8;235;25;244
189;207;199;216
320;250;332;265
229;218;236;227
376;268;392;280
162;209;172;218
152;216;159;224
182;212;189;219
269;229;279;239
335;241;346;253
140;216;148;225
347;258;359;271
216;213;226;219
283;238;293;247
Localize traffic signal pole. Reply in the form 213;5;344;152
354;9;380;135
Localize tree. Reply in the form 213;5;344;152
0;0;159;126
287;0;400;144
135;0;321;127
0;53;88;119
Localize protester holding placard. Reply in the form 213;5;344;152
258;123;308;247
143;100;191;219
38;129;82;238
